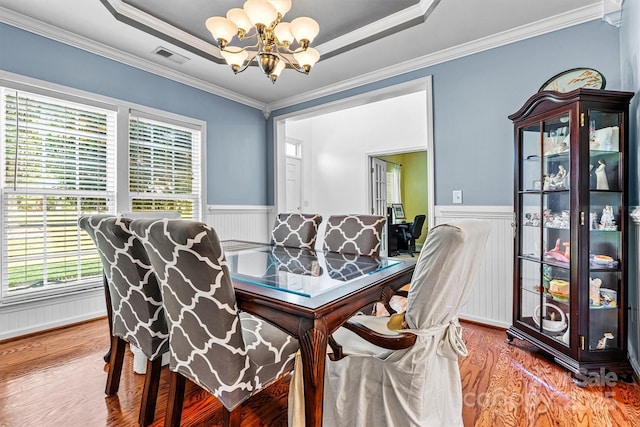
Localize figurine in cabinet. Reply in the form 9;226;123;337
596;333;614;350
589;277;602;306
595;159;609;190
600;205;616;230
553;164;567;189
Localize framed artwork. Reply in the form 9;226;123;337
539;68;605;93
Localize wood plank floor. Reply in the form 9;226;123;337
0;318;638;426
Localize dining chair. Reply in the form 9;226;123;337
129;218;299;427
289;219;490;427
78;215;169;427
322;214;386;256
270;213;323;249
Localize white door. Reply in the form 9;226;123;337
285;156;302;212
370;157;387;215
370;157;388;254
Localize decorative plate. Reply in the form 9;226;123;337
533;302;567;333
539;68;606;93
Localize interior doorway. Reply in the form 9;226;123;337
273;77;435;251
370;151;429;255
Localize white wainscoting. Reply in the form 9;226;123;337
434;205;514;328
0;288;106;341
0;205;275;342
206;205;274;243
1;205;514;340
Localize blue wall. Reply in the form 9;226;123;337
1;19;625;208
0;23;268;206
271;20;622;206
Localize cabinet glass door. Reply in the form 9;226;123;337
588;110;622;352
518;123;541;333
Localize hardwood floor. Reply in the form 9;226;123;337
1;317;638;426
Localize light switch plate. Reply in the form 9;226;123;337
453;190;463;204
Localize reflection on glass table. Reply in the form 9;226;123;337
223;242;397;298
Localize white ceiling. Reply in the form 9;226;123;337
0;0;613;111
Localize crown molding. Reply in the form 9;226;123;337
601;0;623;27
0;6;266;111
267;3;602;112
316;0;439;58
1;2;604;114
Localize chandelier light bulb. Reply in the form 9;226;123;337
290;17;319;47
226;8;252;35
270;59;286;83
273;22;294;46
293;47;320;71
220;47;249;73
268;0;292;17
205;16;238;48
243;0;278;27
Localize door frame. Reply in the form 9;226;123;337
273;76;435;229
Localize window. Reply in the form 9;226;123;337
386;163;402;204
1;88;115;299
1;82;203;302
285;139;301;158
129;114;200;219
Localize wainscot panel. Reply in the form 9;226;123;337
0;288;106;341
206;205;274;243
435;205;514;328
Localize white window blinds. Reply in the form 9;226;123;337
129;115;200;219
1;88;116;297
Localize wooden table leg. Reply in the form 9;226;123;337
299;320;328;427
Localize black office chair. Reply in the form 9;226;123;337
397;214;426;256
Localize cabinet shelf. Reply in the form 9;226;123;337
508;88;633;376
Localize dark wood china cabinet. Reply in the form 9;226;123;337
507;89;634;380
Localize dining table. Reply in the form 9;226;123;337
221;240;416;427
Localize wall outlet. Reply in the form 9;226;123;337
453;190;463;204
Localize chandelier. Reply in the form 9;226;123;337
206;0;320;83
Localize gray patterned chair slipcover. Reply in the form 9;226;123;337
129;219;299;427
323;214;386;256
270;213;322;249
78;215;168;427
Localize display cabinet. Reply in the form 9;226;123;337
507;89;634;379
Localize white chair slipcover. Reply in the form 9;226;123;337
289;219;491;427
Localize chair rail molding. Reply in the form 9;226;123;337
434;205;514;328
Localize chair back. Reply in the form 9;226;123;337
411;215;426;240
271;213;322;249
405;220;490;329
128;219;251;408
323;214;385;256
78;215;168;360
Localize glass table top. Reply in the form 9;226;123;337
222;242;401;298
